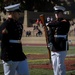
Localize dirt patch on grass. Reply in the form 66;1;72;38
27;54;75;71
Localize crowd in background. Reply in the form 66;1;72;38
0;14;75;37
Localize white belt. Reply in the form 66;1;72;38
54;35;67;39
9;40;21;43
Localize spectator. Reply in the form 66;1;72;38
26;30;31;37
36;29;42;37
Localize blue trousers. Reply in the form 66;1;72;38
2;59;30;75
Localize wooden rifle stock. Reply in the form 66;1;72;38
39;14;51;61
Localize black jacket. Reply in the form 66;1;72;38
48;18;70;51
0;18;26;61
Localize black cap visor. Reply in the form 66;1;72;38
7;9;21;12
54;10;63;14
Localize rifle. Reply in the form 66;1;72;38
39;14;51;62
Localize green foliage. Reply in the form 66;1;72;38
0;0;4;11
0;0;75;12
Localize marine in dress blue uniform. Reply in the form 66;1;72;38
47;6;70;75
0;3;30;75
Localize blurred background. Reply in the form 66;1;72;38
0;0;75;75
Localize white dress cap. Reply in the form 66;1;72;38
4;3;20;11
54;6;65;12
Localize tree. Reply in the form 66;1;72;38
0;0;75;13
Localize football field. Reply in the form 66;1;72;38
0;45;75;75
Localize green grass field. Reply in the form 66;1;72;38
0;46;75;75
